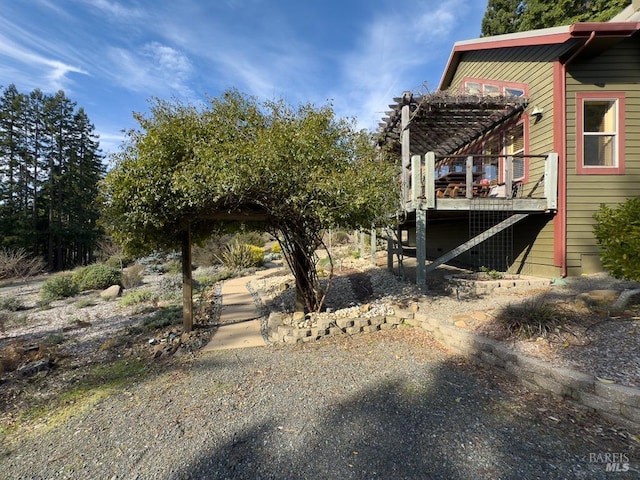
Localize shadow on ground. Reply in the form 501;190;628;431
171;337;638;479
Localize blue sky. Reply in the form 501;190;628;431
1;0;489;156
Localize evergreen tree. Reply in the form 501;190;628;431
482;0;629;36
0;85;104;270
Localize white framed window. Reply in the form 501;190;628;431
577;92;625;175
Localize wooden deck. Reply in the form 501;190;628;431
403;152;558;213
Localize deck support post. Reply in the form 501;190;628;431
386;228;394;271
416;208;426;286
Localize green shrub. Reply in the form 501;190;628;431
498;297;565;339
120;289;153;307
593;198;640;281
40;274;79;302
72;264;122;292
234;231;265;247
0;296;26;312
143;305;181;329
156;274;183;301
216;241;264;270
104;256;123;270
122;264;145;289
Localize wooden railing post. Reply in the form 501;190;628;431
545;152;559;211
505;156;514;199
425;152;435;209
465;156;473;199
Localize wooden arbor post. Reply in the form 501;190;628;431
182;223;193;332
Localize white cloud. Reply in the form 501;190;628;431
333;0;470;129
0;31;88;92
82;0;144;20
105;42;194;98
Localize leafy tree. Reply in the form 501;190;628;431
100;90;399;328
482;0;629;36
593;198;640;282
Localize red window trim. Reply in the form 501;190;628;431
576;91;625;175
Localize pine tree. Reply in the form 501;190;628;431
0;85;104;270
482;0;629;36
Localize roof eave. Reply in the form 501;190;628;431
439;21;640;91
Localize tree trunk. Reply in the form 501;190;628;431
181;225;193;332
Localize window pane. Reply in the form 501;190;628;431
505;124;524;155
504;87;525;97
465;82;481;95
584;101;616;133
484;84;500;96
584;135;615;166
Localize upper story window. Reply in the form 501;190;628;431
576;92;625;175
461;77;528;98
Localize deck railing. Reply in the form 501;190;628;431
404;152;558;212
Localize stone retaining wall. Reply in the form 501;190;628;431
267;309;640;430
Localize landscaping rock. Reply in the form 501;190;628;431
100;284;121;300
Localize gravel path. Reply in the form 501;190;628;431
1;329;636;479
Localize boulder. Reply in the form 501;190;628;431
100;284;122;300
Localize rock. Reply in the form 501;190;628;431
292;311;305;323
17;358;52;377
100;284;121;300
576;289;619;307
470;311;489;322
359;303;371;313
454;320;468;328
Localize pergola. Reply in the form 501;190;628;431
377;91;529;157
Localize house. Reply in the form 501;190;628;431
377;2;640;284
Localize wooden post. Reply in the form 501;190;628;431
411;154;421;211
401;94;411;206
416;208;426;286
182;224;193;332
505;156;514;199
370;226;377;266
544;152;559;211
466;156;474;199
386;228;393;271
360;228;365;259
425;152;435;209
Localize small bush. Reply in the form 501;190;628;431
593;198;640;281
122;264;145;289
120;289;153;307
143;306;182;329
498;297;565;339
333;231;351;245
0;296;26;312
216;241;264;270
0;248;45;280
40;274;79;302
72;264;121;292
104;256;123;270
234;231;265;247
156;274;183;300
270;242;282;254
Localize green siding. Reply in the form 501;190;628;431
446;44;568;277
565;35;640;275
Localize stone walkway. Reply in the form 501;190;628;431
202;271;271;351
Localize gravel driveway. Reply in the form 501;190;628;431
1;329;636;479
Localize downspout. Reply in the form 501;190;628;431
557;31;596;277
